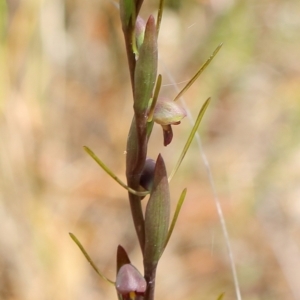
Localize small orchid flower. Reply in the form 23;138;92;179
116;264;147;299
152;97;186;146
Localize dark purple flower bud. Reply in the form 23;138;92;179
116;264;147;297
140;158;156;191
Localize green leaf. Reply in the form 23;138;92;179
134;15;158;117
168;97;211;182
144;154;170;267
84;146;148;197
174;44;222;101
69;233;114;284
164;188;187;249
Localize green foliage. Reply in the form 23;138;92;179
134;15;158;116
84;146;148;197
144;154;170;267
173;44;222;102
164;188;187;249
168;97;211;182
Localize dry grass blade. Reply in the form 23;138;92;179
173;44;222;101
69;233;115;284
156;0;165;37
168;98;211;182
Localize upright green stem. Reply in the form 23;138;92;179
126;117;146;251
144;265;157;300
123;31;136;93
128;192;145;253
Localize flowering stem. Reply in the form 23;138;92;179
144;265;157;300
128;192;145;253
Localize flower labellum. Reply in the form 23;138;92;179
162;124;173;146
152;98;186;146
153;98;186;126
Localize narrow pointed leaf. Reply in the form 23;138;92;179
164;188;187;249
84;146;148;197
174;44;222;101
168;98;211;182
134;15;158;116
144;154;170;267
69;233;114;284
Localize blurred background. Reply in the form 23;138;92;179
1;0;300;299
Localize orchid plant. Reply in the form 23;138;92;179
70;1;222;299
